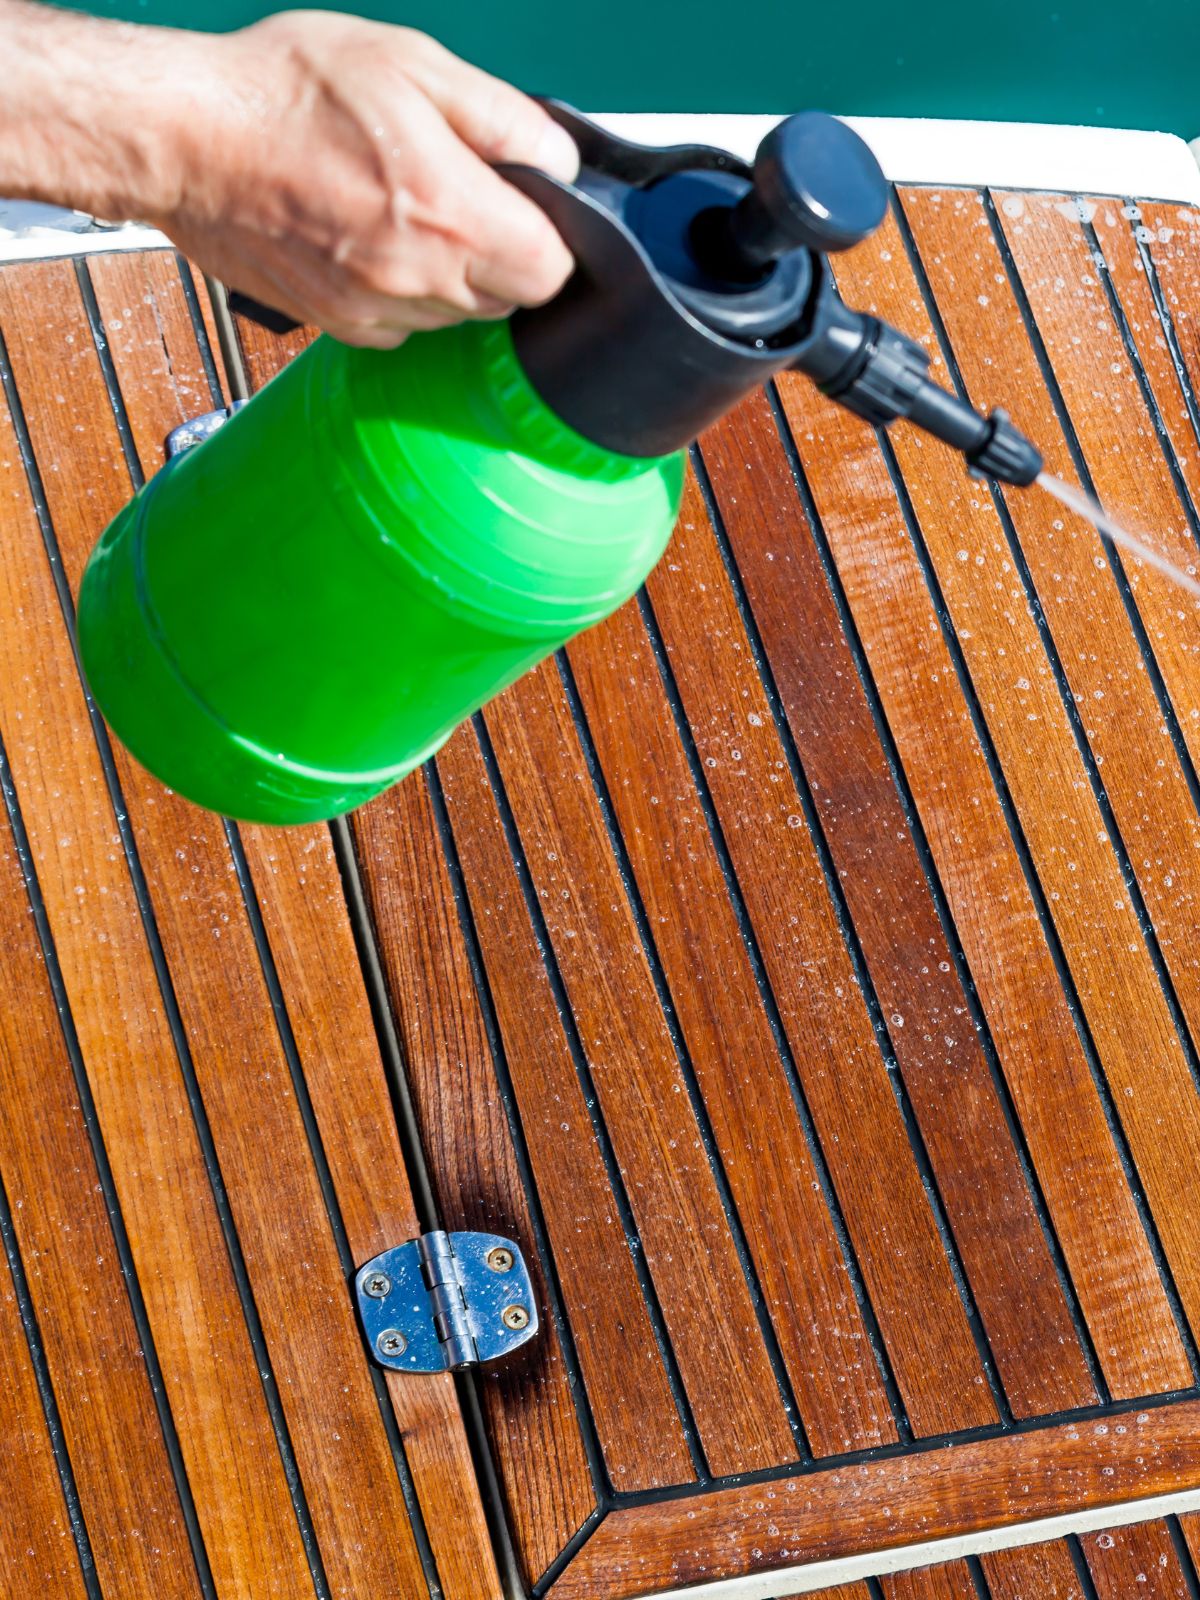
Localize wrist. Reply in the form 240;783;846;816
0;2;231;222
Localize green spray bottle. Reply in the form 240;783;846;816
77;106;1041;826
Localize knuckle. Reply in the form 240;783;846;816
391;26;444;67
518;237;573;305
361;259;417;299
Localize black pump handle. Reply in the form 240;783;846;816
227;290;302;334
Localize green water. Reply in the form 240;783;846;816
60;0;1198;137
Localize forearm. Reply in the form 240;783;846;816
0;0;224;219
0;5;575;345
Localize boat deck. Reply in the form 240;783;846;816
4;185;1200;1599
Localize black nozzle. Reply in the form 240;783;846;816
502;104;1043;480
792;300;1043;486
964;409;1043;486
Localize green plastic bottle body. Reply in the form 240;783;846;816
78;319;684;824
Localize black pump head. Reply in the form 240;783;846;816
724;110;890;265
502;105;1043;486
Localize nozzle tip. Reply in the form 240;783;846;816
966;408;1043;486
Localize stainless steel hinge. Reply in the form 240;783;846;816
165;401;247;459
355;1231;539;1372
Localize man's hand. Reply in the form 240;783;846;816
1;4;579;347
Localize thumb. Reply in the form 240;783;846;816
399;39;580;181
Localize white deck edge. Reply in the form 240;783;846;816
645;1485;1200;1600
594;114;1200;203
0;223;170;262
3;114;1200;265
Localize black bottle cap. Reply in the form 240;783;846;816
727;111;890;265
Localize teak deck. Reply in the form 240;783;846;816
4;186;1200;1600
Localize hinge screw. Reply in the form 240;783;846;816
486;1247;515;1274
363;1272;392;1299
501;1304;530;1331
377;1329;407;1357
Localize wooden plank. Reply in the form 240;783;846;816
687;403;1092;1423
597;464;1003;1440
1087;202;1200;515
776;201;1191;1399
481;660;800;1474
429;728;699;1490
1139;205;1200;414
1175;1510;1200;1575
79;253;470;1600
224;310;575;1591
550;1398;1200;1600
904;185;1200;1382
981;1539;1084;1598
128;261;505;1599
882;1563;977;1599
0;759;203;1596
87;252;221;460
992;192;1200;1067
349;764;612;1579
0;257;315;1600
233;311;316;393
240;820;508;1599
829;200;1195;1398
1081;1518;1192;1598
567;591;904;1453
0;1217;91;1599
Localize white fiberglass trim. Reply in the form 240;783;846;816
3;116;1198;264
642;1485;1200;1600
0;210;168;262
593;114;1200;204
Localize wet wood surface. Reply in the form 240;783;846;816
4;180;1200;1598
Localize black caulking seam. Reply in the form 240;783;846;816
470;708;711;1482
727;389;1008;1430
0;286;330;1600
555;644;811;1458
422;759;613;1510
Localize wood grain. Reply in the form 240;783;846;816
1139;204;1200;414
882;1563;977;1599
221;277;512;1599
904;185;1200;1381
991;192;1200;1093
635;461;1009;1437
0;1223;91;1600
233;310;316;393
690;401;1094;1423
981;1539;1084;1598
1081;1518;1191;1598
551;1399;1200;1599
776;207;1193;1398
241;820;507;1598
348;772;602;1579
1175;1509;1200;1576
0;257;315;1600
0;759;203;1597
430;727;699;1492
482;661;801;1474
829;199;1196;1397
84;252;495;1600
1087;201;1200;515
568;590;902;1454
